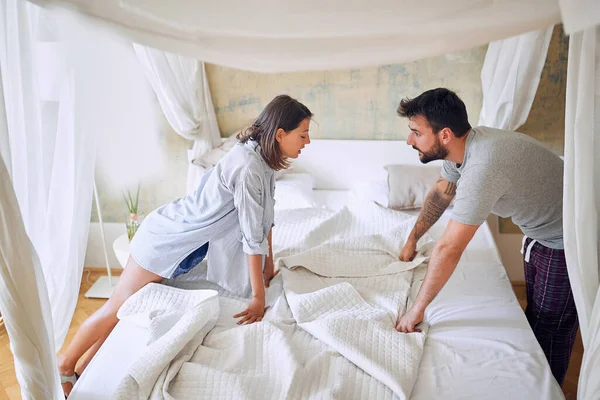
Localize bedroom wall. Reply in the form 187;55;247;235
206;49;486;139
88;25;568;283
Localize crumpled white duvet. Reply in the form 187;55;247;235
112;202;431;400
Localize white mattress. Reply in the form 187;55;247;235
70;192;564;399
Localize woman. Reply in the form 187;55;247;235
58;94;312;396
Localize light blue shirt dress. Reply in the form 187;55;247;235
129;140;276;296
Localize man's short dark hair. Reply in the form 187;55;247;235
397;88;471;138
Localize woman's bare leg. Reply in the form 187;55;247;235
58;257;162;396
75;330;110;374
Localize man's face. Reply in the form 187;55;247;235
405;115;448;164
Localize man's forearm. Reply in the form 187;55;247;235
412;244;462;313
411;183;455;242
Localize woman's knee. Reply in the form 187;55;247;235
114;258;162;294
98;258;163;317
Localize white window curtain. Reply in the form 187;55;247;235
28;0;562;73
0;0;96;351
563;25;600;400
478;27;553;130
133;45;220;193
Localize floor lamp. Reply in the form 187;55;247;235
84;178;119;298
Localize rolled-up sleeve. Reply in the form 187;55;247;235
233;165;269;255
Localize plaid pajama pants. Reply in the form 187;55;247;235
523;237;579;386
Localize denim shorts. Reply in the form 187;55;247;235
172;242;209;278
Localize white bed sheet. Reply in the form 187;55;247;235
70;192;563;399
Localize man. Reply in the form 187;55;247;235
395;87;577;386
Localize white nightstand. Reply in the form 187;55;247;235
113;233;130;268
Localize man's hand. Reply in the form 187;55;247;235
396;307;424;333
399;239;417;262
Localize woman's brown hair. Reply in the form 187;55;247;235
237;95;313;170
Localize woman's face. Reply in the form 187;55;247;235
276;118;311;160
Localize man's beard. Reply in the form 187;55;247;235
413;139;448;164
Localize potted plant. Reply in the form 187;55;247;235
124;185;141;241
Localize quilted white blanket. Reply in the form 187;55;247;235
113;202;431;399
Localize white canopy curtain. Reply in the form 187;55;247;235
0;1;71;398
28;0;562;73
478;27;554;130
0;156;61;399
133;45;221;194
563;25;600;400
0;0;97;348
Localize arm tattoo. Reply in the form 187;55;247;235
444;182;456;196
413;188;452;241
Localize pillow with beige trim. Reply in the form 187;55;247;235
193;132;239;170
384;164;443;210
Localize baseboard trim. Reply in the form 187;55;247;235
83;266;123;275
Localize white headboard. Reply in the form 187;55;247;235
289;139;443;190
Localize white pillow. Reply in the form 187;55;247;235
274;173;316;210
385;165;441;210
349;180;389;207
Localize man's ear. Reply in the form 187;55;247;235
440;127;453;144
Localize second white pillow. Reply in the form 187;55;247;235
274;173;316;211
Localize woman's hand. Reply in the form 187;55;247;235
233;296;267;325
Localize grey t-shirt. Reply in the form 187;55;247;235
441;126;564;249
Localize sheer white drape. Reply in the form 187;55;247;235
0;0;97;349
563;25;600;400
478;27;553;130
133;45;220;193
0;156;62;400
0;1;76;398
1;4;162;397
28;0;562;73
0;155;62;400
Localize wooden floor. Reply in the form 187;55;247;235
0;270;122;400
0;273;582;400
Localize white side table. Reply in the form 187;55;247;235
113;233;130;268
